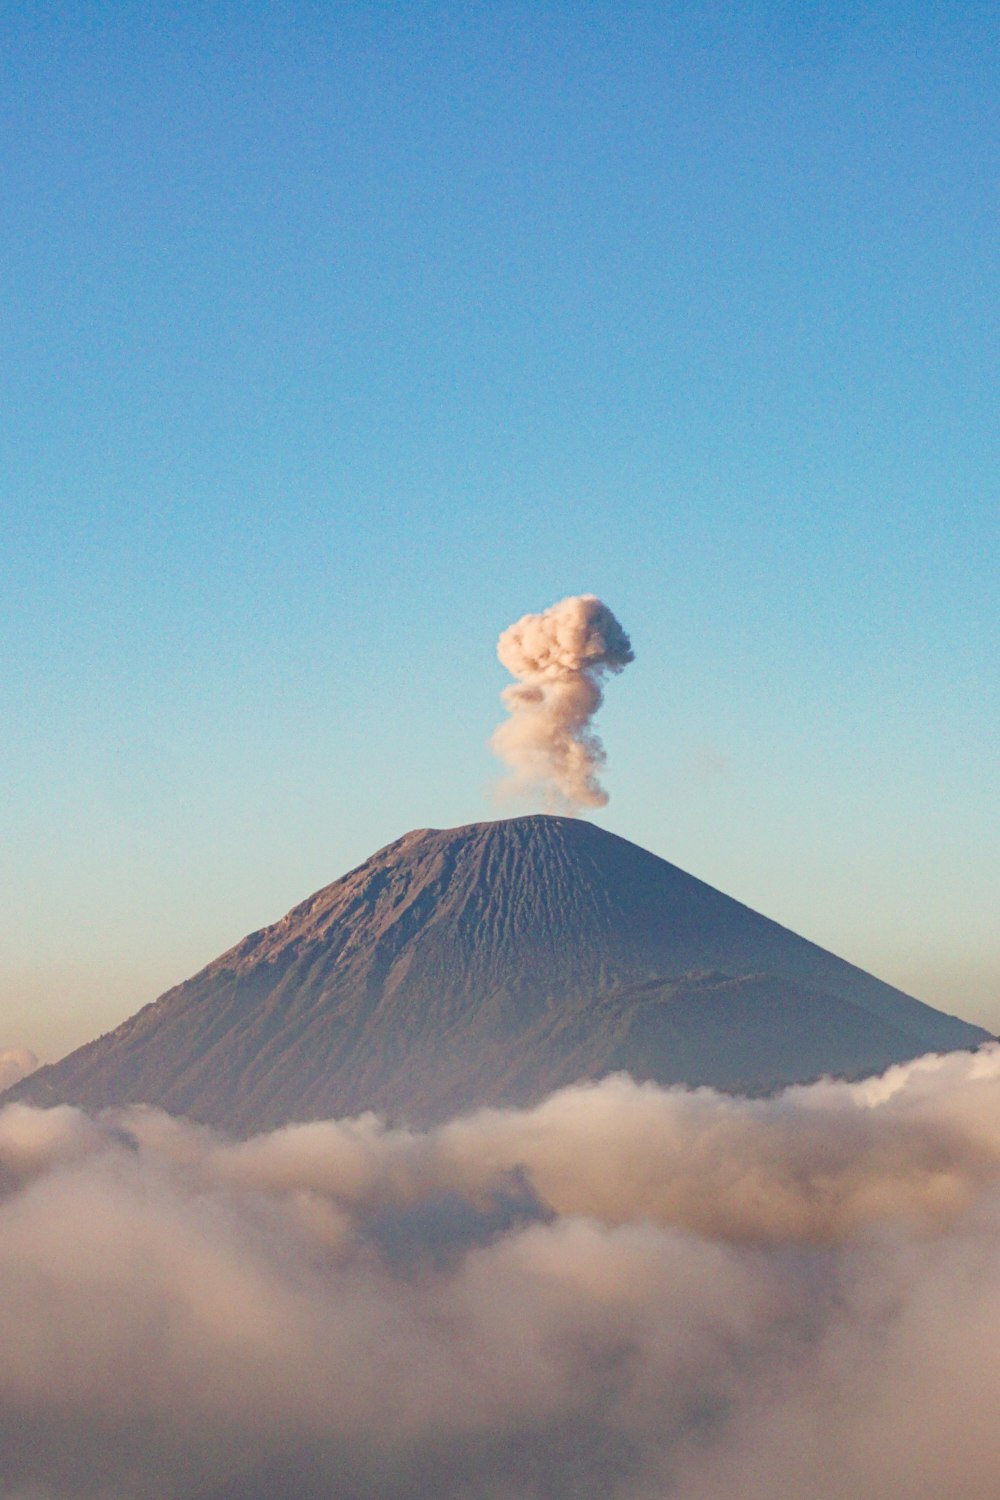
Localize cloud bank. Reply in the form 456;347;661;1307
491;594;634;810
5;1047;1000;1497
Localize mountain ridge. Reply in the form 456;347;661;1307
6;815;988;1129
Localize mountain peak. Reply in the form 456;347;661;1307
7;817;988;1130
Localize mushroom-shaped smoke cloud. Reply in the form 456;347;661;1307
491;593;634;811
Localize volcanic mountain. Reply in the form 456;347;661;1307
8;816;988;1130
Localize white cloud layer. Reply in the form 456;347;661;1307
4;1047;1000;1496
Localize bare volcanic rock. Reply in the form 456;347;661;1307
7;816;988;1129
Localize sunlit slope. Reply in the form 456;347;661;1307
8;815;988;1129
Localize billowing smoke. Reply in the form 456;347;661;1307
0;1048;37;1092
491;593;634;810
7;1047;1000;1497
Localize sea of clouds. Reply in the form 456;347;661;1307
5;1046;1000;1498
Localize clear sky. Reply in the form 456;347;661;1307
2;0;997;1060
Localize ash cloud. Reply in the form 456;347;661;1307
5;1049;1000;1496
491;594;634;811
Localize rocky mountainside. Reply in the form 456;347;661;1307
7;816;988;1129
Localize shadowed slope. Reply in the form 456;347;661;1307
7;816;988;1128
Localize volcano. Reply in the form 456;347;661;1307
8;816;988;1129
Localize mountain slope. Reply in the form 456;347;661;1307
8;816;988;1128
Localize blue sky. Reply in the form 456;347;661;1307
2;0;997;1058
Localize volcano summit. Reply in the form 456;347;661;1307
8;816;988;1129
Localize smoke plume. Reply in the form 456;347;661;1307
6;1047;1000;1497
491;593;634;810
